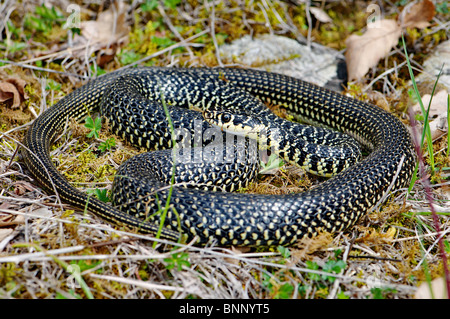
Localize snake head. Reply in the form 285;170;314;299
202;110;265;139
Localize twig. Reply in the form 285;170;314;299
118;29;208;69
208;0;223;67
158;4;195;60
257;0;274;35
363;60;407;92
304;0;313;48
0;59;89;79
393;227;450;243
347;255;402;262
89;274;190;293
327;236;353;299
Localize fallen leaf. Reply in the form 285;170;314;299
0;214;25;227
0;202;11;210
96;46;118;67
77;2;129;66
367;90;390;111
81;1;129;46
412;90;449;118
0;228;14;243
0;78;28;109
345;0;436;81
399;0;436;29
30;207;53;218
224;246;251;265
309;7;332;24
13;180;38;195
428;116;448;140
345;19;401;81
230;246;251;254
439;185;450;202
412;90;449;139
415;277;449;299
356;227;396;244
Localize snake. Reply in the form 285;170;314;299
22;67;416;246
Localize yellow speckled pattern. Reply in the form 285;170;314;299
22;67;415;246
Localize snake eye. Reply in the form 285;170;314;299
221;113;232;123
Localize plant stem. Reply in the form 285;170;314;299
152;87;178;248
409;111;450;299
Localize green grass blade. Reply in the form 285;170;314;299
402;35;441;191
447;94;450;157
152;88;179;248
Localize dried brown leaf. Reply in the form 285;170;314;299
80;1;129;46
412;90;450;118
412;90;449;139
345;19;401;81
291;232;333;261
30;207;53;219
96;46;118;67
0;78;28;109
345;0;435;81
415;277;449;299
399;0;435;29
309;7;332;23
355;227;396;244
0;228;14;243
0;214;25;227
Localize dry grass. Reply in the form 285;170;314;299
0;0;449;299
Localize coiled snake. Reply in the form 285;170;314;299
22;67;415;246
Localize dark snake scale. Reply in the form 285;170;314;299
22;67;416;246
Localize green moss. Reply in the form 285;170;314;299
0;263;19;288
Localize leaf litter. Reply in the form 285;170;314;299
345;0;436;81
0;78;28;109
0;0;449;299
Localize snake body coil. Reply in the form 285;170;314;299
23;67;415;246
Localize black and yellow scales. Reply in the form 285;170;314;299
22;67;416;246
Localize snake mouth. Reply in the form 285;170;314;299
202;110;265;139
